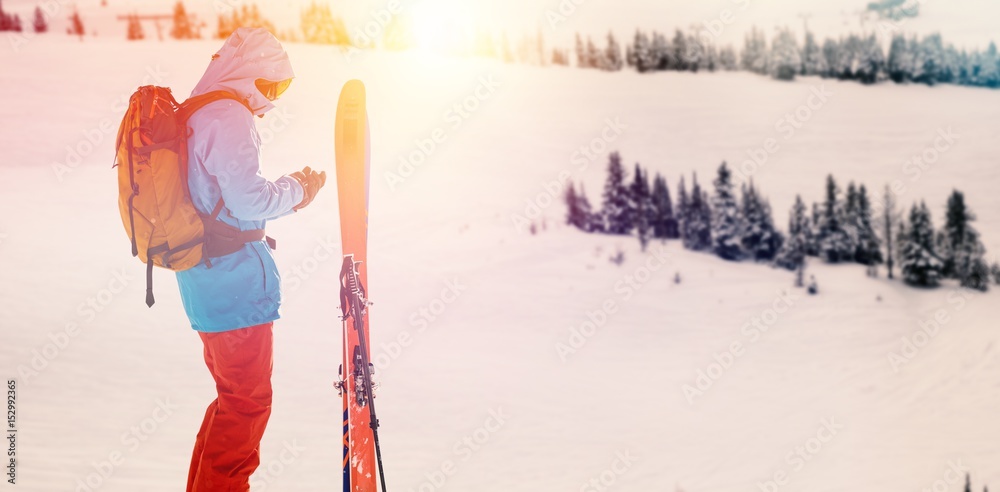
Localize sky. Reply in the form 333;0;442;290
4;0;999;50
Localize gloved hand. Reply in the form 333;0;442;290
289;166;327;211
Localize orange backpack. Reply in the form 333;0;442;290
114;86;271;307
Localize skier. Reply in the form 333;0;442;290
179;27;326;492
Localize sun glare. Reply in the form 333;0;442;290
410;0;475;54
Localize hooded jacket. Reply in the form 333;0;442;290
176;28;303;332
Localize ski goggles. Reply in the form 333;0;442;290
255;78;292;101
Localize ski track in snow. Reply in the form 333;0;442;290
1;39;999;492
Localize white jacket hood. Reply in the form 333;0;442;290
191;27;294;116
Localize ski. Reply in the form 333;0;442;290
334;79;387;492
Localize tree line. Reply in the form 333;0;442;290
565;152;997;291
573;25;1000;90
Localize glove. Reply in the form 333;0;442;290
289;166;327;211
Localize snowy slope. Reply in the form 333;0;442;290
1;38;999;492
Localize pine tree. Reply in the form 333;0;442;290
711;162;743;260
686;31;704;72
818;175;854;262
741;26;769;75
719;45;738;70
578;185;600;232
770;27;801;80
585;36;602;69
631;30;653;72
887;34;912;83
651;174;677;239
604;31;623;71
802;31;826;75
630;164;652;250
743;184;783;262
170;1;194;39
855;184;883;271
565;183;585;230
917;33;945;85
651;31;670;70
677;176;690;244
836;34;863;80
944;190;990;290
703;43;718;72
574;33;587;68
672;29;689;71
32;6;47;33
685;174;712;251
843;181;861;256
301;2;351;45
880;185;899;279
856;34;886;84
775;195;809;286
900;202;943;287
805;202;821;256
821;39;841;78
126;13;144;40
68;9;84;40
601;152;632;235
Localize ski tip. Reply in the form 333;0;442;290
340;79;366;99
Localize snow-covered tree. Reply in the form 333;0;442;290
630;164;652;250
601;152;632;234
68;9;85;40
0;0;22;32
650;31;670;70
821;39;841;78
770;27;801;80
574;33;587;68
32;6;47;33
651;174;678;239
805;202;821;257
126;13;144;40
702;43;718;72
856;34;886;84
565;183;588;231
744;184;783;262
672;29;689;71
684;174;712;251
854;184;883;274
943;190;990;290
802;31;826;76
977;42;1000;87
886;34;912;83
835;34;863;80
916;33;945;85
171;1;195;39
300;2;350;45
686;31;705;72
719;45;739;70
878;184;900;278
817;175;854;262
603;31;623;71
774;195;810;287
741;26;769;75
676;176;690;243
900;202;942;287
629;30;650;71
843;182;861;254
711;163;743;260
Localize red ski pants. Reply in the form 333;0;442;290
187;323;273;492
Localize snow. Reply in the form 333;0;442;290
1;37;1000;492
